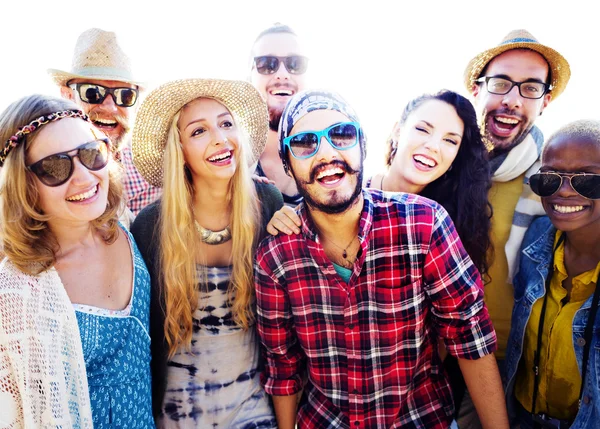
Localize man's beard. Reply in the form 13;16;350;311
88;111;131;152
294;159;364;215
479;109;533;158
268;104;283;132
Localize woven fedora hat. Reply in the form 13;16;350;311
48;28;143;88
464;29;570;100
132;78;268;188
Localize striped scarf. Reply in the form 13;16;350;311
494;125;546;282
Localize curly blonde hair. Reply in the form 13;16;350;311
0;94;123;275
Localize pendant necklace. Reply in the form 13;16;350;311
327;235;357;259
194;220;232;245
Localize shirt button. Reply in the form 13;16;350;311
583;395;591;405
348;324;355;329
354;421;360;427
353;389;359;394
577;337;586;347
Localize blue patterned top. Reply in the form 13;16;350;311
75;226;155;428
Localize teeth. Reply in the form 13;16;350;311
495;117;519;125
94;118;117;125
317;167;344;180
271;89;292;96
66;185;97;201
553;205;584;214
414;155;436;167
208;151;231;162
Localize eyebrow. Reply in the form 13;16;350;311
420;120;462;138
184;111;232;131
490;74;546;84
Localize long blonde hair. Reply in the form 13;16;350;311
0;94;122;275
160;104;260;357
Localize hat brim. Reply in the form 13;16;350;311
47;68;146;90
463;42;570;101
131;78;268;188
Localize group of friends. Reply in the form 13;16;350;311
0;22;598;429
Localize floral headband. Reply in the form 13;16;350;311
0;109;90;167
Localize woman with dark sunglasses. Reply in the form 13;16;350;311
0;94;154;428
505;120;600;429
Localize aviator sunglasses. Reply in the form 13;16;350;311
69;83;139;107
27;138;111;187
253;55;308;75
530;171;600;200
283;122;361;159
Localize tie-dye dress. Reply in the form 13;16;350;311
157;265;277;429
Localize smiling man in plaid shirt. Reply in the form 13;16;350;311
254;90;509;429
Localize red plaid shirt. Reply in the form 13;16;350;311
255;190;497;428
120;144;162;216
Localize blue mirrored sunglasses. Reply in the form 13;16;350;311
283;121;361;159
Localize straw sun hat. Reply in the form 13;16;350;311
47;28;144;88
464;29;570;100
132;78;268;187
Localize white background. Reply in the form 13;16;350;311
2;0;597;176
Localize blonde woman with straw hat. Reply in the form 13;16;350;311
0;94;154;428
130;78;283;428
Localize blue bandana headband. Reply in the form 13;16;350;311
278;90;362;172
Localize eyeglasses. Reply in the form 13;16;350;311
476;76;551;99
27;138;111;187
253;55;308;75
530;172;600;200
69;83;139;107
283;122;361;159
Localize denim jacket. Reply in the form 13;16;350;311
505;216;600;428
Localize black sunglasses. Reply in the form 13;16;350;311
253;55;308;75
28;138;111;187
530;172;600;200
69;83;139;107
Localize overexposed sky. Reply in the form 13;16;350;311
2;0;597;176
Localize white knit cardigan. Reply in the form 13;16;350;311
0;257;93;428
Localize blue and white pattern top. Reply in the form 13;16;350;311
158;265;276;429
75;226;155;429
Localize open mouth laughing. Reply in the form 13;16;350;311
66;184;99;202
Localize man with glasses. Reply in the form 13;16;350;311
250;23;309;206
48;28;161;217
254;90;509;429
457;29;571;428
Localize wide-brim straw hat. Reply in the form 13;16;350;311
464;29;570;100
48;28;144;88
132;78;268;187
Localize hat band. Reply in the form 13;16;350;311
69;66;136;82
501;37;538;45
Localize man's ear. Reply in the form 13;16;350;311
60;86;74;100
539;92;551;116
471;83;480;98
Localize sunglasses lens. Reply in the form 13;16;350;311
329;123;358;149
530;173;561;197
114;88;138;107
289;133;319;158
255;56;279;75
571;175;600;199
79;84;105;104
79;140;109;170
284;56;308;74
34;155;73;186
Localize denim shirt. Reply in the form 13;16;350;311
505;216;600;428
